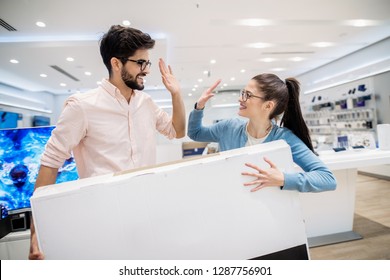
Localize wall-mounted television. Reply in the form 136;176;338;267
0;126;79;214
32;115;50;127
0;111;23;129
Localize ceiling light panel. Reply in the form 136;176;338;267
36;21;46;27
236;18;274;27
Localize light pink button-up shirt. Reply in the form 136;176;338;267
41;79;176;178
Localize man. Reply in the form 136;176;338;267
29;25;185;259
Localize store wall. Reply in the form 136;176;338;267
297;37;390;95
371;71;390;124
0;83;55;127
296;37;390;151
297;37;390;125
300;71;390;124
52;94;70;122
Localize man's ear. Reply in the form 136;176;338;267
110;57;122;72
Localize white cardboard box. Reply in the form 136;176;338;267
31;140;308;259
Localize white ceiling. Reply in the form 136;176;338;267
0;0;389;102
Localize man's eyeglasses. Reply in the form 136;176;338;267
240;89;265;102
122;58;152;71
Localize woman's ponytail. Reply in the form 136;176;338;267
280;78;314;152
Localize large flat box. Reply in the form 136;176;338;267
182;141;209;158
31;140;308;259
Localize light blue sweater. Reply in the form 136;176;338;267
188;109;336;192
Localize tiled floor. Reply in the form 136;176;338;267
309;174;390;259
358;164;390;181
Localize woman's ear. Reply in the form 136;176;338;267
265;100;275;110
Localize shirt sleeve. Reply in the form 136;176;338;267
282;131;337;192
40;96;87;168
154;102;177;140
187;109;223;142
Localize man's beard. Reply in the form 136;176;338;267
121;68;144;90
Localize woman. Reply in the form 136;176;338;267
188;74;336;193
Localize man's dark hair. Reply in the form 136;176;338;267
99;25;155;75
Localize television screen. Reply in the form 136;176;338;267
32;115;50;127
0;111;23;129
0;126;79;214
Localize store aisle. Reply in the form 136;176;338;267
309;174;390;259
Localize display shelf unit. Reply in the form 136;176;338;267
304;91;378;150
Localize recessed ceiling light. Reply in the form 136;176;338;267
240;69;246;73
36;21;46;27
271;68;285;72
230;77;235;81
60;83;66;87
194;85;198;88
85;71;92;76
122;20;131;26
97;81;102;85
188;93;193;97
223;83;228;87
260;58;276;62
192;88;196;91
237;18;274;27
311;42;334;48
289;57;304;62
66;57;74;62
343;19;379;27
203;70;209;75
198;78;203;82
246;42;272;48
210;59;216;64
40;74;47;77
10;59;19;64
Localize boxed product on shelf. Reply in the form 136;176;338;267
181;141;209;158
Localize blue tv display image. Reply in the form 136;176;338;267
0;126;79;213
32;115;50;127
0;111;22;129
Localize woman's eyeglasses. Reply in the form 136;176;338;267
240;89;264;102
